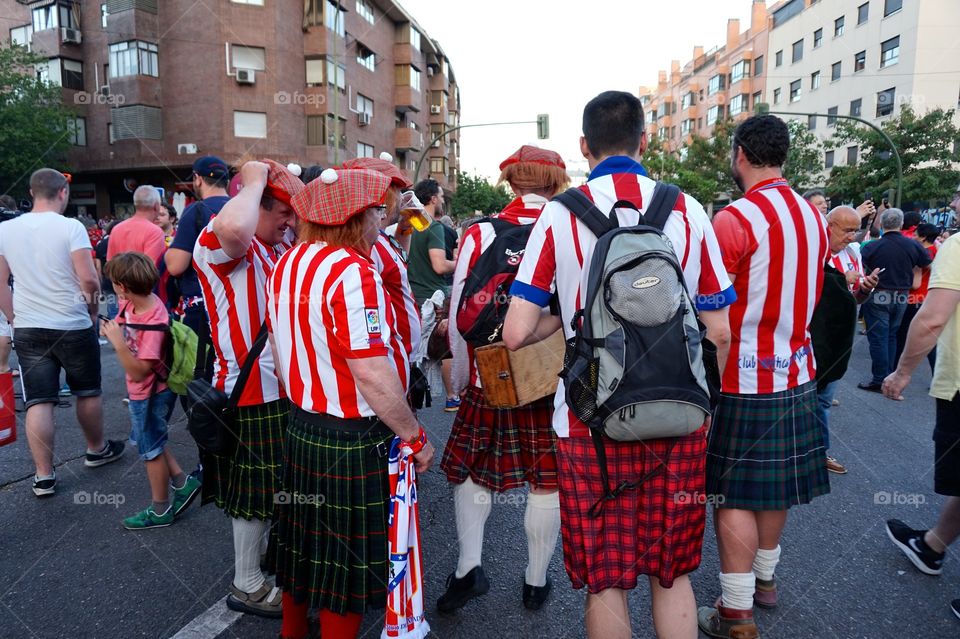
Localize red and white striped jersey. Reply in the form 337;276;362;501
267;241;409;418
830;243;864;292
450;194;546;390
370;232;421;357
712;178;829;395
193;225;286;407
511;160;734;438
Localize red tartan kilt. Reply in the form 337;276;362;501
440;385;558;491
556;427;708;592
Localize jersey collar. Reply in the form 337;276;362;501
589;156;648;181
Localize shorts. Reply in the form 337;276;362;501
15;327;101;408
129;389;176;461
934;393;960;496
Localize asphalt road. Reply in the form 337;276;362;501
1;332;958;638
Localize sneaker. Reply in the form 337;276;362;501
754;576;777;609
831;398;840;406
123;505;173;530
951;599;960;621
857;381;883;393
886;519;944;575
98;338;108;346
172;474;202;517
522;576;552;610
444;397;461;412
32;474;56;498
226;582;282;619
84;439;125;468
697;604;760;639
58;384;71;397
826;456;848;474
437;566;489;613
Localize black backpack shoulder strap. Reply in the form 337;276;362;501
225;322;269;410
642;182;681;232
554;188;616;238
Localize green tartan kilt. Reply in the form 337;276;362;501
273;411;393;615
706;381;830;511
200;399;289;520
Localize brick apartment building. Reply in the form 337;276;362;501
1;0;461;218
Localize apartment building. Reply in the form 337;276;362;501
639;0;768;152
1;0;461;217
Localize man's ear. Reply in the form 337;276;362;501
638;131;649;156
579;136;591;161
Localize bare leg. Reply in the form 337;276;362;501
25;402;56;477
0;336;11;373
714;508;759;573
756;510;789;550
585;589;630;639
144;455;171;503
163;448;184;479
650;575;697;639
926;497;960;553
441;358;455;399
75;395;105;452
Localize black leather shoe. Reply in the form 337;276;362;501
522;576;552;610
857;381;883;393
437;566;490;613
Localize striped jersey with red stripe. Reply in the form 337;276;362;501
830;243;863;291
370;232;421;357
193;226;287;407
267;241;409;418
512;172;733;439
712;179;829;395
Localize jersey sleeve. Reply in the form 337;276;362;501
930;236;960;292
328;260;391;359
712;207;755;276
427;223;446;251
193;225;244;274
510;205;557;308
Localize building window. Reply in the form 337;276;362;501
67;117;86;146
305;58;323;86
884;0;902;17
681;91;695;109
881;36;900;67
232;0;265;4
356;43;376;72
847;146;859;164
110;41;159;78
230;44;264;71
10;24;32;51
429;157;446;175
731;60;750;84
101;4;108;28
854;50;866;72
357;93;373;118
431;90;446;109
752;91;762;110
234;111;267;138
808;114;817;130
813;28;822;48
39;58;84;90
357;142;374;158
811;70;821;90
409;26;421;51
706;105;720;125
831;61;842;81
877;87;896;117
775;50;783;67
773;88;782;105
834;15;845;37
327;115;347;148
325;0;345;37
681;118;693;135
306;115;325;145
107;122;115;145
395;64;421;92
850;98;862;116
729;94;747;116
754;55;764;76
355;0;375;23
790;79;802;103
32;2;76;32
792;39;803;63
327;58;346;90
825;150;835;168
858;2;869;24
827;106;838;126
707;73;725;95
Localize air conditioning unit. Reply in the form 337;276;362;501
430;105;441;114
431;139;440;148
426;67;435;77
60;27;82;44
99;85;110;97
358;112;371;126
177;143;198;155
235;69;255;84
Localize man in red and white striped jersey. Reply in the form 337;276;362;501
193;159;302;619
504;91;734;639
699;115;831;639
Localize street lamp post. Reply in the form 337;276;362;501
756;103;903;208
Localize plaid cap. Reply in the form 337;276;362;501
291;168;391;225
498;145;566;170
261;159;304;205
340;157;412;189
192;155;230;179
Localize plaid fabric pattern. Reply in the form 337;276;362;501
341;158;412;189
274;413;392;614
200;399;288;520
441;386;559;491
291;168;391;226
499;145;566;169
706;380;830;510
262;159;305;205
556;428;707;592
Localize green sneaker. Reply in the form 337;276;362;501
172;474;202;518
122;505;173;530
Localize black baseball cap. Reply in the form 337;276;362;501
192;156;230;180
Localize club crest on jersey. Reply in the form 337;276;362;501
365;308;381;334
505;247;525;266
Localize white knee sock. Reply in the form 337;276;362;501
524;491;561;587
719;572;756;611
453;478;492;578
232;517;269;593
752;545;781;581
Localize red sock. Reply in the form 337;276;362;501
280;591;309;639
318;609;362;639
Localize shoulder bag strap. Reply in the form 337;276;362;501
225;321;269;411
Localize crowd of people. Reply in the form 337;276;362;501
3;89;960;639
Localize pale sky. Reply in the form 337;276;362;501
399;0;764;181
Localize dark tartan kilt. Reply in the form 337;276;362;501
274;411;392;614
200;399;288;520
440;386;559;491
556;427;708;592
706;380;830;511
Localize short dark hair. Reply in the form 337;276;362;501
902;210;922;229
105;252;159;296
802;189;825;201
414;179;441;205
0;194;16;210
733;115;790;168
162;202;177;221
301;165;325;184
199;174;229;189
916;223;940;243
30;168;68;200
582;91;645;159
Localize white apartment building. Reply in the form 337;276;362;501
765;0;960;170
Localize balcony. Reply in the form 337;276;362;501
394;86;421;113
394;127;423;152
394;42;418;66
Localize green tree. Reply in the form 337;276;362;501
673;118;740;208
641;134;680;182
0;43;74;200
450;172;513;217
825;106;960;206
783;118;824;192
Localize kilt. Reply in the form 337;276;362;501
200;399;288;520
556;427;707;591
440;385;558;491
706;380;830;511
274;410;393;614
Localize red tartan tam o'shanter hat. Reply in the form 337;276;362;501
291;168;391;226
341;152;411;189
498;145;566;170
261;159;305;206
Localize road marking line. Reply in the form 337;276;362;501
168;596;241;639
